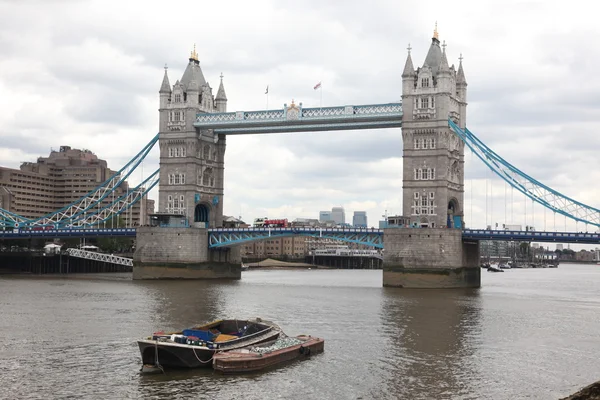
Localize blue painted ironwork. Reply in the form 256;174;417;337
66;169;159;228
0;208;30;229
0;228;137;239
0;134;159;229
462;229;600;244
449;119;600;228
3;225;599;247
194;103;402;134
208;227;384;248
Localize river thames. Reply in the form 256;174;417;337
0;264;599;399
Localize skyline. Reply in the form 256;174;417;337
1;0;599;235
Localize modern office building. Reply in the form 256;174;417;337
352;211;368;228
0;145;154;226
331;206;345;225
319;211;332;223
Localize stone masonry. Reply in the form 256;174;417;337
133;227;241;279
382;26;480;288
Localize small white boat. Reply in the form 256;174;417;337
487;263;504;272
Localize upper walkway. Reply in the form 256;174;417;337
193;103;403;134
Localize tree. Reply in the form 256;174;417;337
96;216;134;253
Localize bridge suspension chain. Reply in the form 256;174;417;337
2;134;159;229
0;208;30;228
67;169;159;228
449;119;600;229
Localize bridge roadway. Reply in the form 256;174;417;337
1;228;600;246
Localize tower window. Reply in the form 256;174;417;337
421;78;430;88
174;94;181;103
420;97;429;109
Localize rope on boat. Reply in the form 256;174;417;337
154;339;165;374
192;346;218;364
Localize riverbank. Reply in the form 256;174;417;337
562;381;600;400
244;258;324;269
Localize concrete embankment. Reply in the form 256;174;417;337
561;381;600;400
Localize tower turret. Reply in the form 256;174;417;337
159;65;171;132
456;54;468;128
215;73;227;112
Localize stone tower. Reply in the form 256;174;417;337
158;46;228;228
401;26;468;229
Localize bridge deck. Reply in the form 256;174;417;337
1;228;598;245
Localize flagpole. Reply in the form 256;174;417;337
320;84;322;109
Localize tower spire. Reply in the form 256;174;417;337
216;72;227;101
402;44;415;77
159;64;171;93
457;53;467;85
433;22;439;40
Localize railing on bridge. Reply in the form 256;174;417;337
462;229;600;244
208;226;384;248
0;228;137;239
194;103;403;134
66;248;133;267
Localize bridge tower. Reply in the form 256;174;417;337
133;47;240;280
401;25;467;229
383;26;479;288
158;46;227;228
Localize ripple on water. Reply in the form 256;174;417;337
0;267;599;399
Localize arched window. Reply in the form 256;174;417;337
181;147;186;157
168;174;173;185
180;174;185;184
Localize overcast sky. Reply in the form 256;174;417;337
1;0;599;242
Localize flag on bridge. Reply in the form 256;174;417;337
265;85;269;94
313;82;321;90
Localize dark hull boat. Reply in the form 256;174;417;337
138;318;281;370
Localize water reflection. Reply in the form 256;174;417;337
380;288;481;399
132;280;241;333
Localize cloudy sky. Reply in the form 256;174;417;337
1;0;599;238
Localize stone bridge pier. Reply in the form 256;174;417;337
382;229;480;288
133;227;241;279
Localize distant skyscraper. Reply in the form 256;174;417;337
331;207;345;225
319;211;332;222
353;211;367;228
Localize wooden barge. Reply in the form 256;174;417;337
212;335;324;373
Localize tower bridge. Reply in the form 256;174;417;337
2;26;600;287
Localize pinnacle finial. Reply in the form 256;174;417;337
459;53;464;63
164;63;168;71
433;22;439;39
220;72;224;81
442;40;447;52
407;43;412;54
190;44;198;61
